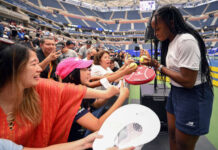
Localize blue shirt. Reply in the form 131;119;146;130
18;32;25;40
0;24;4;37
0;139;23;150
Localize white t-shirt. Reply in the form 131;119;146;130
91;65;113;77
166;33;202;87
91;65;113;90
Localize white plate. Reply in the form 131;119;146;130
93;104;161;150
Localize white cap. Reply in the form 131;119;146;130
93;104;160;150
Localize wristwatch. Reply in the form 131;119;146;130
157;64;164;72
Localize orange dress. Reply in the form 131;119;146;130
0;79;86;147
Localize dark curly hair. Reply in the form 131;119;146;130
94;50;110;65
150;5;213;93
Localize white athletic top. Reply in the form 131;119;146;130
91;65;113;90
166;33;202;87
91;65;113;77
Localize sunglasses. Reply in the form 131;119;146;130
81;66;91;71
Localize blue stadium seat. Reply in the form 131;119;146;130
141;12;152;18
214;42;218;48
189;20;202;28
61;2;84;16
112;11;125;19
85;20;102;29
80;7;98;17
183;4;207;16
54;14;68;24
127;11;141;20
102;12;112;20
68;17;87;27
107;24;118;31
121;45;126;50
179;8;189;16
205;1;218;13
41;0;63;10
142;44;151;50
119;23;131;31
94;10;104;19
97;22;107;30
28;0;39;6
134;23;146;31
202;17;214;27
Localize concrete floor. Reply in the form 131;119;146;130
142;132;216;150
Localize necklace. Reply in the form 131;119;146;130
6;112;15;130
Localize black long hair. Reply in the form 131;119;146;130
151;5;213;92
62;68;81;85
0;44;42;125
0;44;29;89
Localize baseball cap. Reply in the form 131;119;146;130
56;57;93;79
86;40;92;45
66;40;75;46
93;104;160;150
78;42;84;46
0;38;14;50
24;35;29;40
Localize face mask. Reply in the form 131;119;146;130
90;56;94;60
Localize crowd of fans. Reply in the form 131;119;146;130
0;19;139;150
0;4;216;150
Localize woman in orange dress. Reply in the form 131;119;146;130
0;44;119;149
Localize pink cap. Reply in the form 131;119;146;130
56;58;93;79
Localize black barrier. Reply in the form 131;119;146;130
140;84;170;132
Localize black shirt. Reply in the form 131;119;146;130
36;48;59;81
68;98;96;142
112;67;119;72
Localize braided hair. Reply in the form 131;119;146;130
151;5;213;92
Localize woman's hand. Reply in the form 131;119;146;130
80;132;103;149
119;81;129;99
107;146;135;150
124;58;135;66
141;58;160;70
123;64;137;75
22;132;103;150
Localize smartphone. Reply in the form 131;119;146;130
134;46;140;51
56;43;64;51
135;60;140;65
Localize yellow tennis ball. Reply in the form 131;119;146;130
129;63;138;69
140;57;144;63
140;55;148;63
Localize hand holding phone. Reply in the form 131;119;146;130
56;42;65;51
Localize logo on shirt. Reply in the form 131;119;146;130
186;121;195;127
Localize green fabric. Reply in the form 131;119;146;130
206;86;218;149
128;85;140;103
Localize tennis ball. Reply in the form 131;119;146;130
139;57;144;63
129;63;138;69
140;55;148;63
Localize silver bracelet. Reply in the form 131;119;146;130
157;64;164;72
